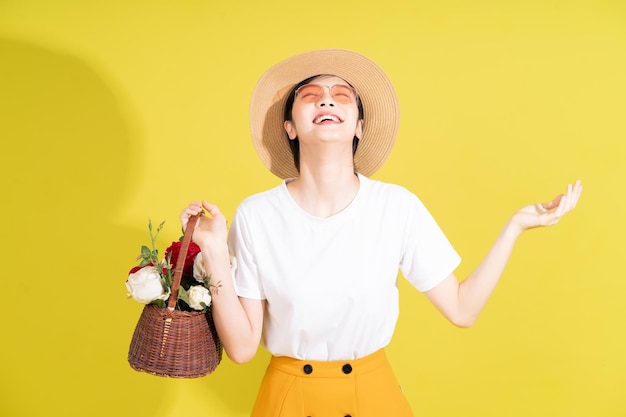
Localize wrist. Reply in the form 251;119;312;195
504;217;524;240
200;241;230;262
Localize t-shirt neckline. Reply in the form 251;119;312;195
281;173;369;221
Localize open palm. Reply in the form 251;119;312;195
513;180;582;231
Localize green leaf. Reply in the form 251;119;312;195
163;270;172;285
177;287;190;305
141;245;151;257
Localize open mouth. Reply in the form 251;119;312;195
313;114;342;124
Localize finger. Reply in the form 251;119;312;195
180;201;203;225
189;201;203;211
560;185;571;214
571;180;582;209
183;201;201;212
202;201;223;218
555;184;571;217
180;208;200;221
568;182;578;211
564;181;579;212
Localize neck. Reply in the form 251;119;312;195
287;144;360;218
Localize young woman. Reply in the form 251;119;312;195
180;49;582;417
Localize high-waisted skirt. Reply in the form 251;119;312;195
250;349;414;417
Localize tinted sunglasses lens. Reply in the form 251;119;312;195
296;84;323;102
330;85;355;103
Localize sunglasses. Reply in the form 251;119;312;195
295;84;358;104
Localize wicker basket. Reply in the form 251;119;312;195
128;214;222;378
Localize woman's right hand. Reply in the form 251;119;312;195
180;201;228;249
180;203;264;363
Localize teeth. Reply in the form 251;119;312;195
314;115;340;123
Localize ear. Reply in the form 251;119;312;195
284;120;297;140
355;119;363;139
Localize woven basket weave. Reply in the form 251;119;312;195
128;214;222;378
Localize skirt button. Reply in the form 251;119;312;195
303;364;313;374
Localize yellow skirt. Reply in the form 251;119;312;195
250;349;414;417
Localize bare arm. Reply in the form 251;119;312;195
181;201;264;364
424;180;583;327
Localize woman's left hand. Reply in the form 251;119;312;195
511;180;583;233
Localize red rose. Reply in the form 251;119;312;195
164;241;201;277
129;265;143;274
128;264;154;275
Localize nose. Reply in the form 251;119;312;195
317;90;335;107
313;85;335;107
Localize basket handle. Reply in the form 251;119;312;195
167;212;203;310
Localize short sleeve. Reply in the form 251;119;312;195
227;205;266;300
400;194;461;292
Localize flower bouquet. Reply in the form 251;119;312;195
126;214;222;378
126;220;219;312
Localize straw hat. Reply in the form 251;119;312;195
249;49;399;179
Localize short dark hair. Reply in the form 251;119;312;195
283;75;364;173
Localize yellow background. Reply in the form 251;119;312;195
1;0;624;416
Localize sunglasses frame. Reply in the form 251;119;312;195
295;83;358;104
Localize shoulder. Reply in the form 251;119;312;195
232;181;289;224
359;176;436;225
237;182;284;210
360;175;421;205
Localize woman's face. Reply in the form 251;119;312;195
284;75;363;145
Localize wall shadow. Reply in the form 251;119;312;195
0;34;268;417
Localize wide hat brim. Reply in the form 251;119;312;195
249;49;400;179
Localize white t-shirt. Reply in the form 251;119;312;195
227;174;461;361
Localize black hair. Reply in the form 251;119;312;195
283;74;364;173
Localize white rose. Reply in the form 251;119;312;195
187;285;212;310
192;253;207;283
193;253;238;283
126;266;170;304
